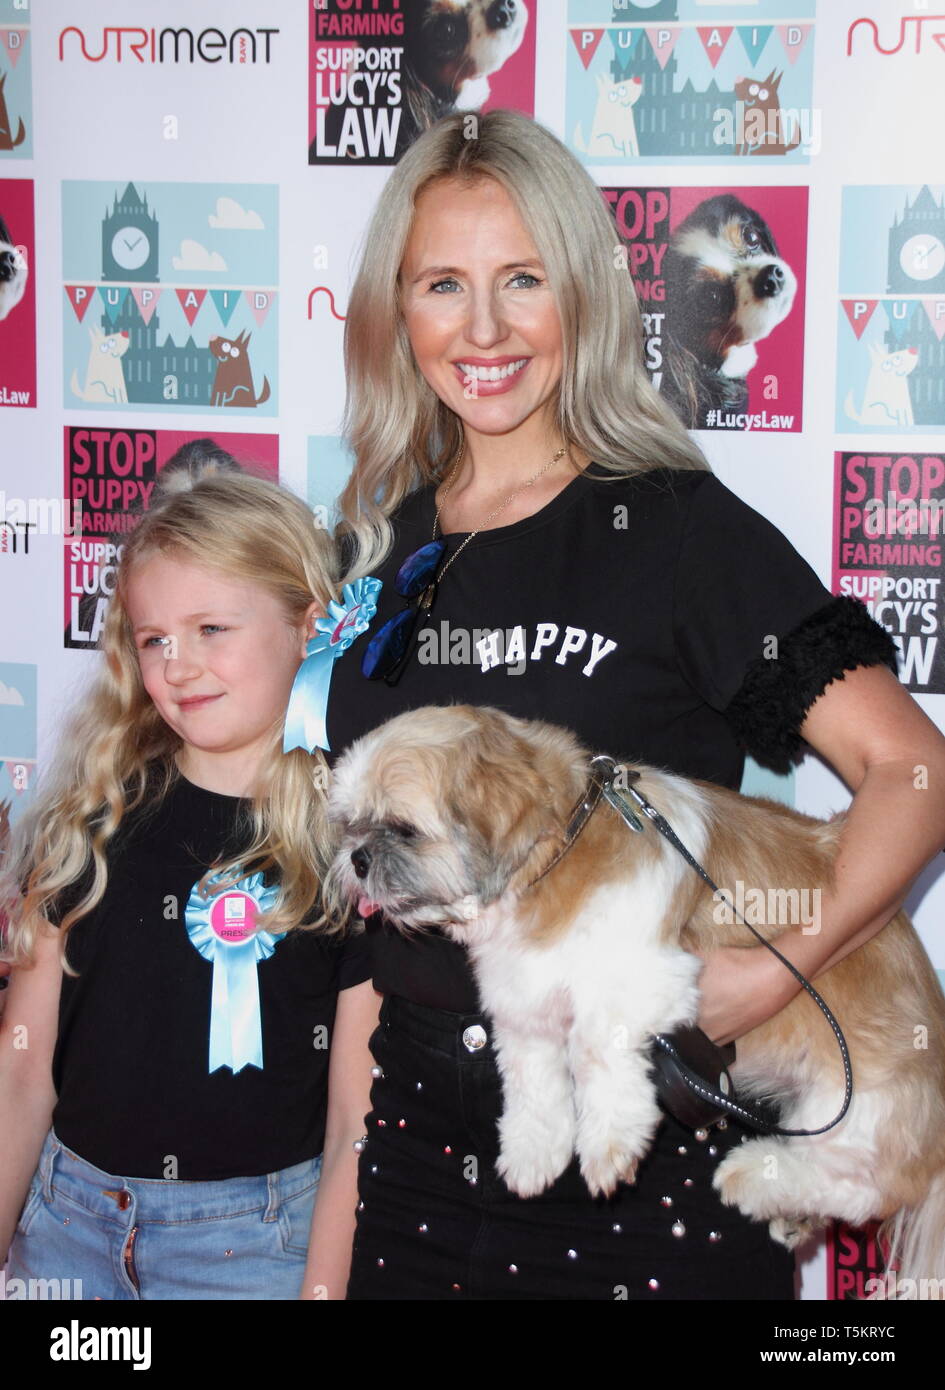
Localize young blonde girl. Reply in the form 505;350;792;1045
0;467;379;1300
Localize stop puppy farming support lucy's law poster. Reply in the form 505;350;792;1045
62;428;279;649
832;451;945;694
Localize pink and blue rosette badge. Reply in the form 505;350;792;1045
283;577;383;753
185;868;280;1074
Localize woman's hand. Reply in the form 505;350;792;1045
692;942;797;1047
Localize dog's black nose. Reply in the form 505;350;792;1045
0;251;15;282
489;0;517;30
757;264;785;298
351;846;371;879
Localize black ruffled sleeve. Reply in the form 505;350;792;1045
724;594;899;773
673;473;900;773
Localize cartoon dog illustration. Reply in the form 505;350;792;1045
0;215;28;322
574;72;643;159
845;344;918;428
70;327;130;404
0;73;26;152
733;71;801;157
209;330;271;408
659;194;797;430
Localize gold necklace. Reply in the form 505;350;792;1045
431;439;568;587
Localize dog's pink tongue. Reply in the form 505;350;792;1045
358;896;382;919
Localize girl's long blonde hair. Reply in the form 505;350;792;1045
337;107;709;578
3;469;340;966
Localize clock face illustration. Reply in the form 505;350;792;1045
899;234;945;282
111;226;151;271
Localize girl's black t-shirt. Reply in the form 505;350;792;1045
326;464;899;1012
49;773;373;1180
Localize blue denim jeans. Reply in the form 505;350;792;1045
4;1129;322;1300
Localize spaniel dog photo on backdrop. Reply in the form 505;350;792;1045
310;0;530;162
327;704;945;1296
0;214;28;322
659;193;797;431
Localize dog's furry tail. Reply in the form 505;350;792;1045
877;1170;945;1297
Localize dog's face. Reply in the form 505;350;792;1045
733;69;782;110
0;215;27;322
209;330;250;364
405;0;529;97
665;194;797;366
89;325;130;359
326;704;581;931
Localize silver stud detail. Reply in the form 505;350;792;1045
612;1223;623;1233
567;1249;578;1259
509;1264;518;1274
377;1118;386;1127
672;1220;686;1238
708;1145;718;1157
462;1024;488;1052
452;1283;461;1292
371;1065;384;1079
377;1258;384;1267
683;1178;694;1187
718;1118;728;1130
63;1218;71;1225
677;1145;687;1155
418;1223;428;1233
370;1165;378;1174
660;1196;673;1207
398;1118;406;1128
224;1249;233;1257
694;1128;709;1142
353;1136;368;1154
468;1176;478;1186
708;1230;723;1242
648;1278;659;1291
357;1201;365;1211
444;1145;452;1154
416;1082;423;1091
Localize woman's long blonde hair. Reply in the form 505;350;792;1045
3;469;340;966
337;107;709;577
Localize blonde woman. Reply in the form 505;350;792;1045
328;110;945;1300
0;469;379;1300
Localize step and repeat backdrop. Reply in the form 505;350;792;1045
1;0;944;1301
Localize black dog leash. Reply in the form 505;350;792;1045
590;755;853;1136
527;756;854;1137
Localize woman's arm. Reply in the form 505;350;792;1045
696;663;945;1045
0;924;63;1258
299;977;381;1300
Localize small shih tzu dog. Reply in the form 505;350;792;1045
660;194;797;430
327;705;945;1291
0;215;28;322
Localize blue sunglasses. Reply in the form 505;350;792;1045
361;538;447;684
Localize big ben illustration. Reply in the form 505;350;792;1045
884;186;945;425
96;183;215;406
102;185;160;282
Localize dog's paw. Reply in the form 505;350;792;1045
496;1143;571;1199
713;1144;782;1221
768;1215;819;1250
579;1144;641;1198
496;1110;574;1198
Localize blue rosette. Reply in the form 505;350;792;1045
283;576;383;753
184;867;281;1074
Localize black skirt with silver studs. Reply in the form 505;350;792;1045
345;994;796;1301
